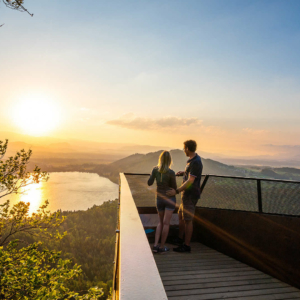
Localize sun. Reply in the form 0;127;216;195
12;94;61;136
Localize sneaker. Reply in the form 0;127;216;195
152;245;160;253
173;244;191;253
170;236;184;246
159;246;170;253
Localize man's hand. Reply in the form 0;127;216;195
168;175;195;197
166;188;176;197
176;171;184;176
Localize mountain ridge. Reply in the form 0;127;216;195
98;149;245;183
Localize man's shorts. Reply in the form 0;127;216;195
178;195;199;221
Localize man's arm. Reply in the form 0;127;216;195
166;174;195;196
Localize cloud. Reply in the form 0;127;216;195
106;115;203;131
242;128;269;135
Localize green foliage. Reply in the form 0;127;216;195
0;199;64;247
0;241;102;299
0;140;104;299
60;202;117;292
0;200;104;299
33;201;118;300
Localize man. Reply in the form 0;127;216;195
166;140;203;252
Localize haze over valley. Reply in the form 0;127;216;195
3;131;300;179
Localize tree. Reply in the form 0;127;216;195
0;139;48;199
0;139;103;299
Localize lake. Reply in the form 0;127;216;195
1;172;119;213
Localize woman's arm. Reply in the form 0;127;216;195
170;171;177;190
147;168;156;186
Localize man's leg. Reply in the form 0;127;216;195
183;197;198;246
184;220;193;247
173;217;192;252
173;199;196;252
178;206;185;240
170;204;184;246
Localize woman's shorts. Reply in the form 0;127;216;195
156;196;176;212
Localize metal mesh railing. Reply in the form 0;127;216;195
200;176;258;212
261;180;300;215
124;173;300;216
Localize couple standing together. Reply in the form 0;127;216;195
148;140;203;253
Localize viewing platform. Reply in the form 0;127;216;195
113;173;300;300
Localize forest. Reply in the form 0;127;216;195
22;200;118;299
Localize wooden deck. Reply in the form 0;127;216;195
153;242;300;300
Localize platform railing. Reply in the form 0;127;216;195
124;173;300;216
112;173;167;300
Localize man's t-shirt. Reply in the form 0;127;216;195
182;153;203;199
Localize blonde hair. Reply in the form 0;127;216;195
157;151;172;173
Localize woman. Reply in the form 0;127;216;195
148;151;177;253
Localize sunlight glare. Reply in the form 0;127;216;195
12;94;61;136
13;182;44;215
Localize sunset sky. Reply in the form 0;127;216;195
1;0;300;156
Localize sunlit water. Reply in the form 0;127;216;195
1;172;118;214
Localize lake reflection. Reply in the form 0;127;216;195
12;182;44;214
2;172;118;213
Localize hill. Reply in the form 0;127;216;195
95;149;246;183
41;148;300;183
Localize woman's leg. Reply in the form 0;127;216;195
154;210;164;246
160;209;174;248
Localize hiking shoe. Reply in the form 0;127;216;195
173;244;191;253
152;245;160;253
159;246;170;253
170;236;184;246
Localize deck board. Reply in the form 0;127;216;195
152;242;300;300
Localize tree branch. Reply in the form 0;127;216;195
3;0;33;17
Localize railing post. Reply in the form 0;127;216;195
200;175;210;194
257;179;263;213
